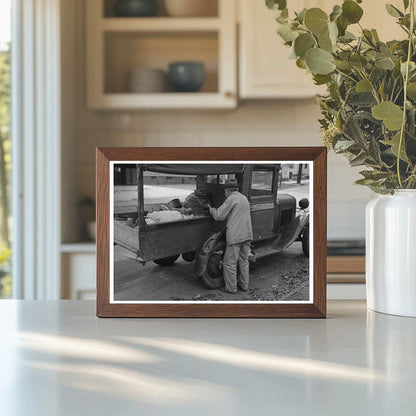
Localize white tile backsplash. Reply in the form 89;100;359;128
73;100;371;242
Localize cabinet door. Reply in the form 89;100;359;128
239;0;324;99
239;0;403;99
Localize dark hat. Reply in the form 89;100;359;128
167;198;182;209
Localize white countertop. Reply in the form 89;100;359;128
0;300;415;415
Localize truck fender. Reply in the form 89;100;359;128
271;212;310;251
194;231;225;278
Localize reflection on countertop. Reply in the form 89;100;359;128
0;300;415;415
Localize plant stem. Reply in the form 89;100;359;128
334;68;357;83
397;0;415;188
358;69;380;104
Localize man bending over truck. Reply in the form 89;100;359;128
208;179;253;294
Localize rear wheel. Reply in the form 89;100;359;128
201;240;226;288
302;224;309;258
153;255;180;266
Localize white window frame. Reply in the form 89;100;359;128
12;0;61;299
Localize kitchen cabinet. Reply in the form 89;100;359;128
61;244;96;300
239;0;326;99
238;0;404;99
86;0;237;109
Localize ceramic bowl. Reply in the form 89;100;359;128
127;68;167;93
114;0;158;17
168;62;205;93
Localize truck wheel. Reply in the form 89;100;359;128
153;255;179;266
302;225;309;258
182;251;196;262
201;240;226;288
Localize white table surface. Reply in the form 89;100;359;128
0;300;415;416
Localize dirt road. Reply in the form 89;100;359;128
114;243;310;302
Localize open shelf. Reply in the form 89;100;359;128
103;0;219;18
90;92;235;109
86;0;236;109
101;17;221;32
104;31;219;94
61;242;96;254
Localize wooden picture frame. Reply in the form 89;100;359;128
97;147;327;318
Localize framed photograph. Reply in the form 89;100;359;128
96;147;327;318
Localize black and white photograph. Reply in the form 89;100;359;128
110;162;313;303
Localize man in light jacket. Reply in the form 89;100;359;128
209;179;253;294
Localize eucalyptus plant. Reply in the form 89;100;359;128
266;0;416;193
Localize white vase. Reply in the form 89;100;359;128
366;190;416;317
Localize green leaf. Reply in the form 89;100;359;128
350;152;368;167
401;61;416;77
328;21;338;45
295;8;307;22
334;139;356;152
281;8;289;18
407;82;416;99
349;92;377;107
340;31;356;42
333;59;353;70
356;178;377;185
372;101;404;130
294;33;315;57
313;74;332;85
382;132;409;162
385;4;403;18
296;57;307;69
330;5;343;22
317;23;338;52
344;113;368;147
375;56;395;70
304;8;329;35
356;79;372;92
369;137;381;162
266;0;287;11
362;29;375;44
371;29;380;42
277;23;299;42
350;53;368;69
318;31;333;52
359;170;391;180
403;0;410;9
342;0;364;24
306;48;335;75
336;15;348;36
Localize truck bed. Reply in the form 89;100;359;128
114;215;223;262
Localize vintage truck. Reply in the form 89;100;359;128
114;163;310;288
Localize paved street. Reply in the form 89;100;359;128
113;242;310;302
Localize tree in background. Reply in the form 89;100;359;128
0;46;10;247
0;45;11;297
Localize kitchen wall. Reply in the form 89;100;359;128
61;0;374;243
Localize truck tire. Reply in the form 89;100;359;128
201;240;226;289
302;224;309;258
153;255;179;266
182;251;196;262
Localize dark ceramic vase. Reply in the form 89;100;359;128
114;0;158;17
169;62;205;92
